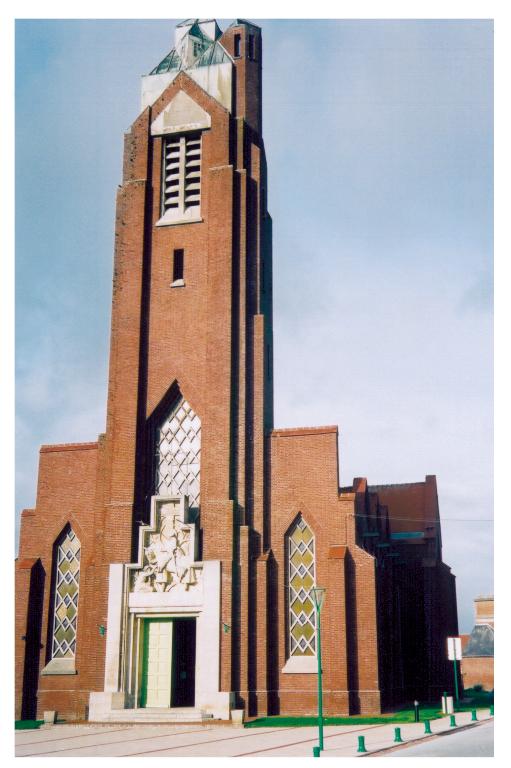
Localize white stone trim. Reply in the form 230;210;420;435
104;563;124;692
155;213;202;228
140;63;232;114
151;91;211;137
41;657;77;676
282;656;318;674
89;495;232;721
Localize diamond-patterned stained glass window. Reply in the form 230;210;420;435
155;397;201;510
287;516;316;657
51;528;81;659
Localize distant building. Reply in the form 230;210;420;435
461;596;494;691
15;18;458;723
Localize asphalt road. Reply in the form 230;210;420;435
393;720;493;757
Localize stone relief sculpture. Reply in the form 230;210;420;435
132;500;199;593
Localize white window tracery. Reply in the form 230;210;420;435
51;527;81;659
155;397;201;510
287;516;317;657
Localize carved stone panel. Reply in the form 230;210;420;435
130;497;201;595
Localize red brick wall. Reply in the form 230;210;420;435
461;657;494;691
15;22;456;723
16;37;273;720
221;23;262;134
15;443;99;720
474;598;494;626
268;427;381;715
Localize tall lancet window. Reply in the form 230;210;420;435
287;516;317;657
50;527;81;660
155;396;201;511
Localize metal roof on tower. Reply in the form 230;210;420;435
149;18;229;75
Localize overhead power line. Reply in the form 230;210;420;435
352;512;493;523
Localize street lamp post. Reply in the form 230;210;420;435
311;586;326;753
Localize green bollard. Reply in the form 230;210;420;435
357;735;368;753
313;746;321;757
471;709;477;721
394;727;403;743
450;714;457;728
490;704;494;716
424;720;432;734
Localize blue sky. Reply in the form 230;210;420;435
15;18;493;633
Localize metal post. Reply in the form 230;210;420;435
317;609;324;751
312;746;321;757
357;735;367;753
414;700;419;722
453;659;459;706
312;587;326;753
450;714;457;727
471;709;477;721
424;720;432;734
394;727;403;743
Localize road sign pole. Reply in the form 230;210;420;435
453;659;459;705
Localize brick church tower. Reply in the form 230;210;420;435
16;19;458;723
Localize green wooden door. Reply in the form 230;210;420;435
140;619;173;708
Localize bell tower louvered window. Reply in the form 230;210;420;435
161;132;201;222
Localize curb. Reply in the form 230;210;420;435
360;717;492;757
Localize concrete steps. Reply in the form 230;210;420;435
99;707;214;723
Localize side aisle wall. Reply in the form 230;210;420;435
269;427;381;715
15;443;98;721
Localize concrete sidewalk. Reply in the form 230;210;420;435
15;710;493;758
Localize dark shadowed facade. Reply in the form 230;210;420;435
15;19;458;723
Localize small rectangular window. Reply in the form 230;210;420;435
173;249;184;282
234;34;241;58
248;34;255;60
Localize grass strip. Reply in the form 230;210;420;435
15;720;44;730
245;709;444;728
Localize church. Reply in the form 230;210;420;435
15;19;459;723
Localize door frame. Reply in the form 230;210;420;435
134;613;199;708
139;617;174;708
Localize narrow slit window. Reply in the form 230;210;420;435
248;34;255;60
234;34;241;58
173;249;184;282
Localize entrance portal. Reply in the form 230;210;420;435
171;618;196;707
140;618;196;708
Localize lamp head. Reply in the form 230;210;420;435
311;586;326;612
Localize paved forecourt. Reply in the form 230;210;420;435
15;710;493;758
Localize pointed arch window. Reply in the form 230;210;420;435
287;516;317;658
50;527;81;660
155;396;201;511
